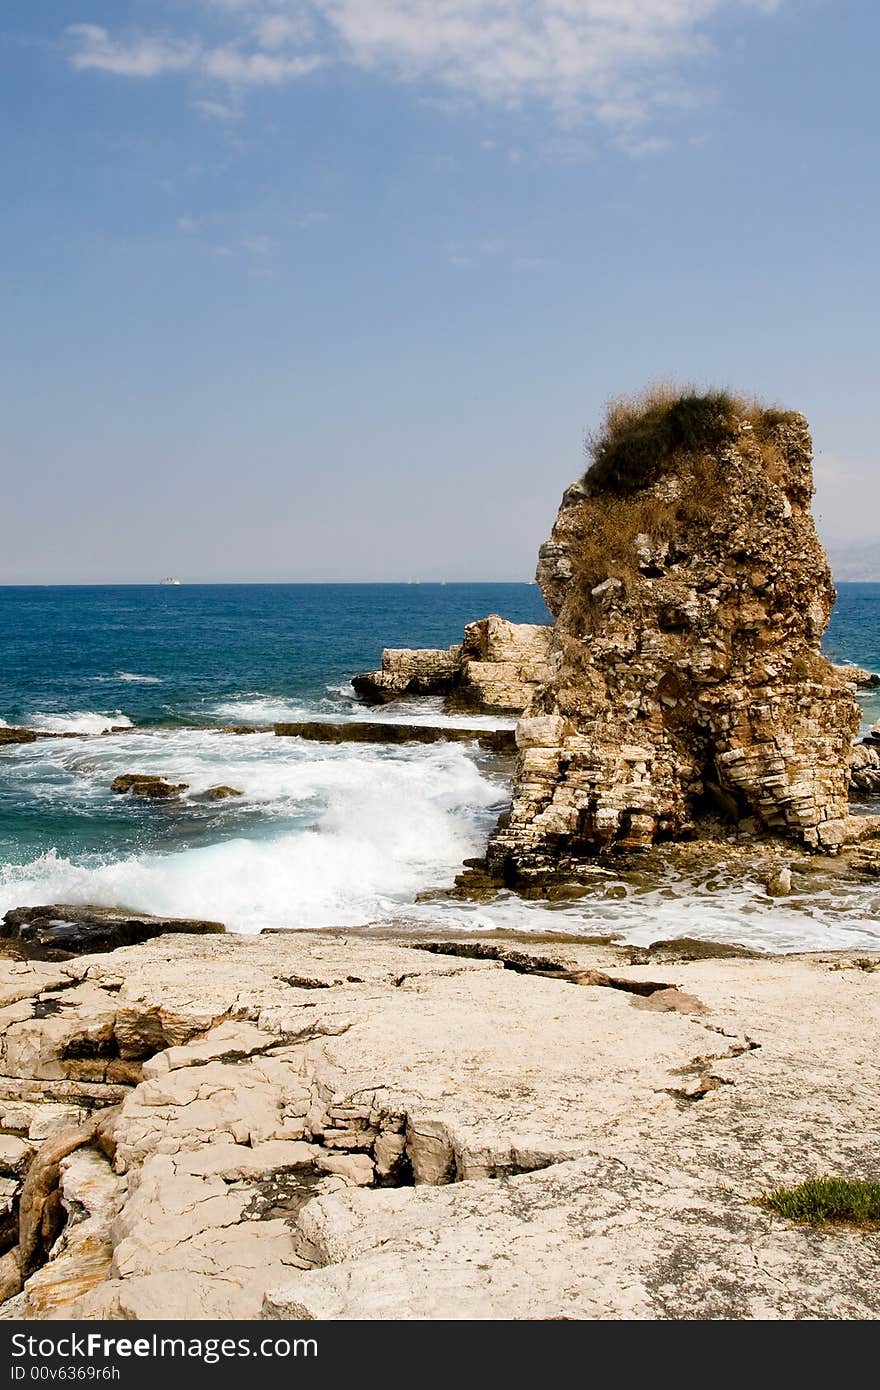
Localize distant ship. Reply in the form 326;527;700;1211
159;577;181;586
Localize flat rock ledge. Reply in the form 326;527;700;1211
0;908;224;962
273;721;515;752
0;931;877;1320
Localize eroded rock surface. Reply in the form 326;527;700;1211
1;907;224;962
483;408;859;887
0;932;876;1320
352;615;552;714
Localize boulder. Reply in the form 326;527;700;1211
111;775;188;798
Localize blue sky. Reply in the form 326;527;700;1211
2;1;878;582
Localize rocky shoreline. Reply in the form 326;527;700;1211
0;925;876;1320
3;392;880;1321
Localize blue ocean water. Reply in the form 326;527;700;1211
1;582;878;952
0;583;551;730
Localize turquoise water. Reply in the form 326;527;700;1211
0;582;878;951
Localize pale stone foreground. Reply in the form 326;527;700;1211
0;932;878;1320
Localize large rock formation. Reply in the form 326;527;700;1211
352;616;552;714
485;394;859;886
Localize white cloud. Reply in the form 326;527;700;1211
67;2;785;139
200;45;322;82
67;24;197;78
192;98;241;120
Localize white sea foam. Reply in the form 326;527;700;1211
27;711;134;735
4;723;880;952
0;738;502;933
324;682;358;700
209;696;313;725
347;698;518;730
90;673;161;685
209;692;515;730
418;878;880;955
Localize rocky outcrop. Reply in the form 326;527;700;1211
0;730;38;748
834;663;880;690
851;743;880;794
482;398;859;886
352;646;462;704
111;775;188;799
0;931;877;1320
352;616;552;714
0;907;224;961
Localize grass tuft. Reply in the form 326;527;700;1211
758;1176;880;1229
583;382;790;497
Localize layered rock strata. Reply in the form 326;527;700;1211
0;932;877;1320
484;410;859;886
352;616;552;714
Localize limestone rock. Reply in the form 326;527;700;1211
351;646;462;703
0;905;225;960
834;663;880;689
0;931;877;1320
20;1147;123;1319
0;1136;35;1177
352;616;552;714
485;400;859;880
851;742;880;793
453;617;553;713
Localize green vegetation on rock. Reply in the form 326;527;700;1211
583;383;798;497
759;1176;880;1229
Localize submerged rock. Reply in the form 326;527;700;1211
0;906;225;961
483;392;859;884
274;721;515;752
110;774;188;799
765;866;793;896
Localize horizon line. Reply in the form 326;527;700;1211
0;579;542;589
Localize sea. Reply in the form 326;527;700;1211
1;582;879;955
